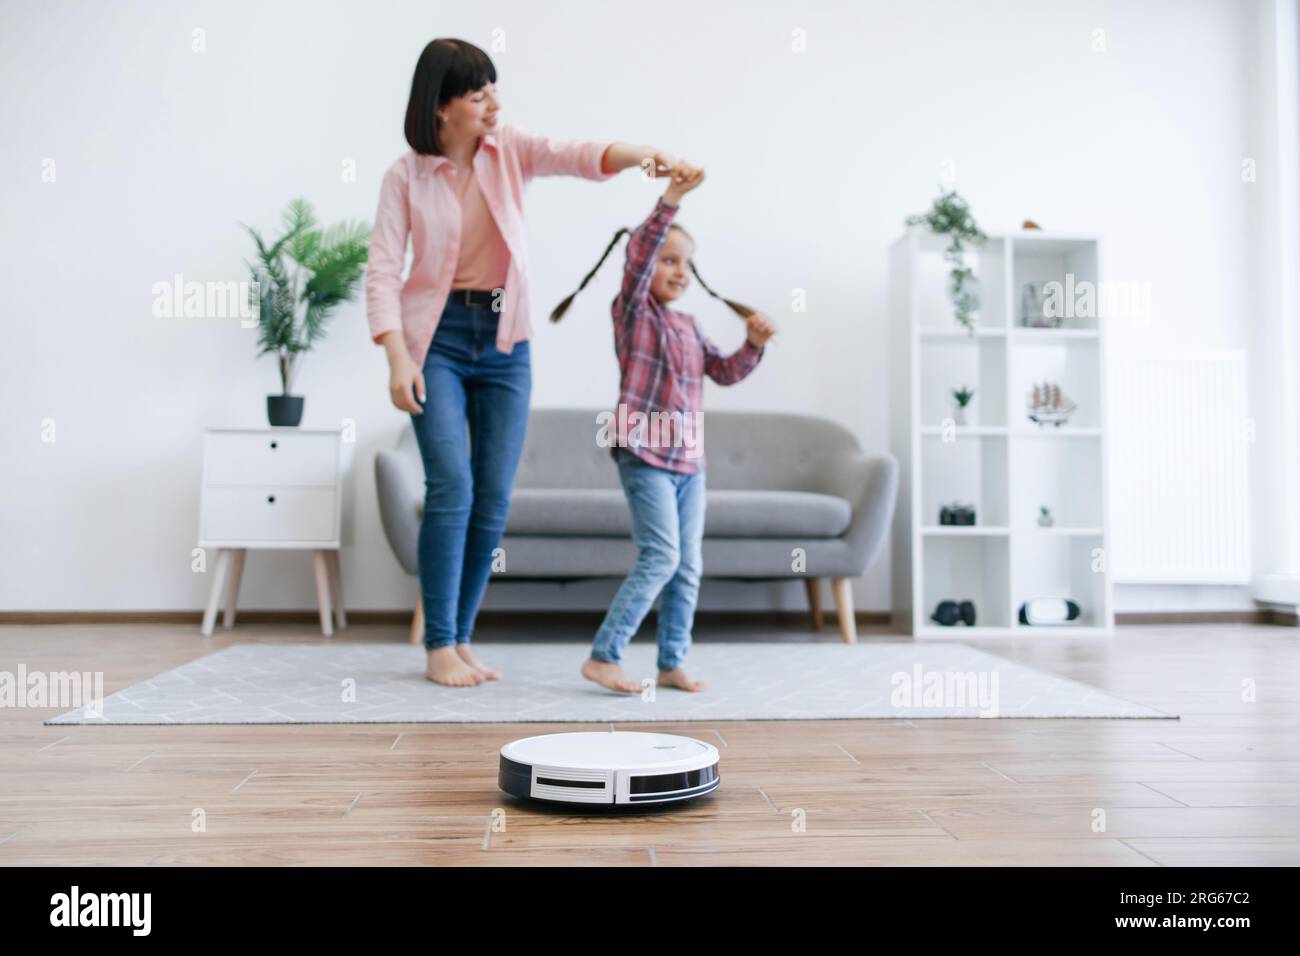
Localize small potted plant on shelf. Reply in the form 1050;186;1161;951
1037;505;1055;528
905;189;988;334
241;197;370;426
951;385;975;425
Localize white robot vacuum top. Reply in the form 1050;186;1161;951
499;731;720;807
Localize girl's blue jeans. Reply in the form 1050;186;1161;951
590;447;706;672
410;298;530;651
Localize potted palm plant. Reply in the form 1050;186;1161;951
241;198;370;426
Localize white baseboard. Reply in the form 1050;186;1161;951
1255;574;1300;608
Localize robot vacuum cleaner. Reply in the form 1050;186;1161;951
499;732;720;807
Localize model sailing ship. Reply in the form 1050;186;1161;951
1026;382;1077;426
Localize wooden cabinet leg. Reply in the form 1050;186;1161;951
831;576;857;644
326;550;347;630
804;576;823;631
312;550;334;637
410;593;424;645
223;549;246;630
201;549;231;638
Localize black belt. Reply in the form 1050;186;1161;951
450;288;501;308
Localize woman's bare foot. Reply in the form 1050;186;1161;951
425;646;483;687
455;644;501;680
581;658;642;694
657;667;706;692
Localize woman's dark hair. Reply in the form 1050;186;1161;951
549;222;754;323
404;38;497;155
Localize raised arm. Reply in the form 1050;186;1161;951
510;125;619;181
510;126;684;182
612;196;678;329
599;143;680;177
611;164;705;328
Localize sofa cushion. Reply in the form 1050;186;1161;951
704;490;853;537
495;488;852;538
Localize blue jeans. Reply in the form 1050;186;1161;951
590;447;706;672
411;299;530;650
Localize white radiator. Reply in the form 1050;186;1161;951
1110;351;1252;583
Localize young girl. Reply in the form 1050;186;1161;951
552;165;777;694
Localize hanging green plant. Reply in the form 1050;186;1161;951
905;189;988;334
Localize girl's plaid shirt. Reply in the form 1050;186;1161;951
608;197;764;474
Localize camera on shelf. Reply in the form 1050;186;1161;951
939;502;977;525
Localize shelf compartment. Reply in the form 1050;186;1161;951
920;534;1011;629
1011;236;1100;331
1009;437;1103;531
1011;337;1100;429
914;232;1007;332
1011;533;1107;629
919;335;1007;426
921;433;1008;527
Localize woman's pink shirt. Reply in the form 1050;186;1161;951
365;124;617;367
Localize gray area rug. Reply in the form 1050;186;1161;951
46;642;1175;724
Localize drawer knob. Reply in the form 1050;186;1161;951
266;494;276;504
269;441;278;450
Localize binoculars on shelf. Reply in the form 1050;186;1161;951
930;600;977;626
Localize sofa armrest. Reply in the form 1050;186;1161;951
374;447;423;576
832;453;899;577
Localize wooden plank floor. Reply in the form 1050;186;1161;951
1;620;1298;866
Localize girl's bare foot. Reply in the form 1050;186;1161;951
581;658;642;694
425;646;483;687
657;667;706;692
455;644;501;680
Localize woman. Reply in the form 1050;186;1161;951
367;38;689;687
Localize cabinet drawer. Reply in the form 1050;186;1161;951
201;486;337;543
204;432;339;487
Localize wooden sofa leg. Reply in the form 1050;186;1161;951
409;596;424;645
831;577;857;644
804;577;823;631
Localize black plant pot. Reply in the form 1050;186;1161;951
267;394;304;427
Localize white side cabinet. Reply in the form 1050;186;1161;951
198;427;346;637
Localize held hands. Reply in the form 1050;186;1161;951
745;311;777;348
663;161;704;204
646;149;699;185
647;149;679;180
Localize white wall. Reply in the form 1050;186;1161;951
0;0;1269;615
1246;0;1300;615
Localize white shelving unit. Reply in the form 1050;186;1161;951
889;227;1114;637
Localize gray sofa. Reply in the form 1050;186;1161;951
375;408;897;643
